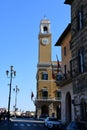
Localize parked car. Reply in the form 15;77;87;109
66;121;87;130
44;117;61;129
39;115;47;121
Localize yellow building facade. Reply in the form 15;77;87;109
55;24;74;123
35;17;61;119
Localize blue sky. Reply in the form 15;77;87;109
0;0;70;112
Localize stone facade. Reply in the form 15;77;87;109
70;0;87;121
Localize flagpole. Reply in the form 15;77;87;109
51;63;55;79
56;54;61;73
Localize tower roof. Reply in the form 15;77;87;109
40;16;50;24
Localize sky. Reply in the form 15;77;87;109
0;0;70;112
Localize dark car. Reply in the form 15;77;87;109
66;121;87;130
44;117;61;129
39;115;48;121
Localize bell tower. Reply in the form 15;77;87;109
38;16;52;64
35;17;61;119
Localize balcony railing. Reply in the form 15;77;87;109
56;72;72;86
56;68;87;87
35;97;61;102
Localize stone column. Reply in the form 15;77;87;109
49;103;53;117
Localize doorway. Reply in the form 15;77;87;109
66;92;72;123
41;105;48;116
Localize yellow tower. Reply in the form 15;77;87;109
38;16;51;63
35;17;61;119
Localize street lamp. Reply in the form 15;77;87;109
6;65;16;121
13;85;19;117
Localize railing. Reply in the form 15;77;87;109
35;97;61;102
56;68;87;86
56;72;72;86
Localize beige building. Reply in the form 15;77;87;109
35;17;61;119
55;24;74;123
55;0;87;123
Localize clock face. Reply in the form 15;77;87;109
42;38;49;45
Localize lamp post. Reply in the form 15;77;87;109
6;66;16;121
13;85;19;117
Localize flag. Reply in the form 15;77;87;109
31;92;34;100
56;55;61;73
52;64;55;79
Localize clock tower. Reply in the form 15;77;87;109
38;16;52;64
35;17;61;119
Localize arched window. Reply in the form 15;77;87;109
43;26;48;33
42;72;48;80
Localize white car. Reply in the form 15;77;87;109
44;117;61;129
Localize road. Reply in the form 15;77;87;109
0;118;48;130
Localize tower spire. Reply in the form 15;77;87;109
44;15;46;19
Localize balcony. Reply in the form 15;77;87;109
35;97;61;103
56;67;87;87
56;72;72;87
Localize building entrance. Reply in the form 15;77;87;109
66;92;71;123
41;105;49;116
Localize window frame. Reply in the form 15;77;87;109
64;46;66;56
42;72;48;80
77;6;84;30
42;89;48;99
78;47;84;73
56;90;61;99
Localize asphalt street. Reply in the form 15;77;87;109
0;118;48;130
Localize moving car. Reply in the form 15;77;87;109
66;121;87;130
44;117;61;129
